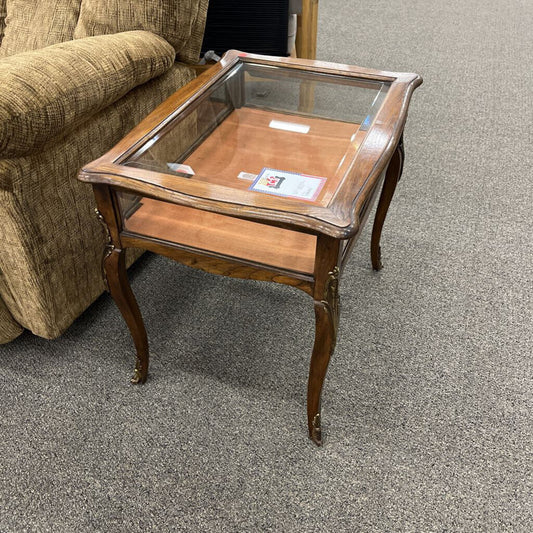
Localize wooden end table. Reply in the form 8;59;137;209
78;51;422;445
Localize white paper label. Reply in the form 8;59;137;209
269;119;310;134
237;171;257;181
249;168;326;202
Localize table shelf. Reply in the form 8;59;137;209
123;198;317;275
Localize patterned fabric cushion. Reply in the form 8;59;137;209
0;0;6;47
176;0;209;64
74;0;207;63
0;31;175;158
0;0;82;57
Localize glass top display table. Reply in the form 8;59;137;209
78;51;422;445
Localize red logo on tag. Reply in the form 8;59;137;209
264;175;285;189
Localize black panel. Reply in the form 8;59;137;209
201;0;290;57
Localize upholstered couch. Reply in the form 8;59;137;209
0;0;208;343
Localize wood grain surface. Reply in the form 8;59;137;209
179;108;365;207
123;197;317;274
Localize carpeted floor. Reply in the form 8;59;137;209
1;1;532;531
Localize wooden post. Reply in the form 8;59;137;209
296;0;319;60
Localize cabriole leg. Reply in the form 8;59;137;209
307;268;339;445
371;135;405;270
308;235;342;446
104;247;149;384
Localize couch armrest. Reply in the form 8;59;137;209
0;31;175;158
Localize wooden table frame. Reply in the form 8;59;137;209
79;52;421;445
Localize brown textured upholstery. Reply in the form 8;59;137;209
74;0;209;63
175;0;209;64
0;31;175;158
0;65;195;340
0;0;82;57
0;0;6;47
0;1;207;342
0;290;23;343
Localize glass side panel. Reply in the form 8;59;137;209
121;61;390;207
117;193;317;274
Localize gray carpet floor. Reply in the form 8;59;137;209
2;1;532;531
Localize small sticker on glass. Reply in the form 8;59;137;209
167;163;195;177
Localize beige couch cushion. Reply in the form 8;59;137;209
0;0;81;57
0;31;175;158
74;0;208;63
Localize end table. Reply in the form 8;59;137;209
78;51;422;445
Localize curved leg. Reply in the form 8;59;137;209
104;248;149;384
371;136;405;270
307;267;340;446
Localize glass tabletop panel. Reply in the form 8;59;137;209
121;61;390;207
